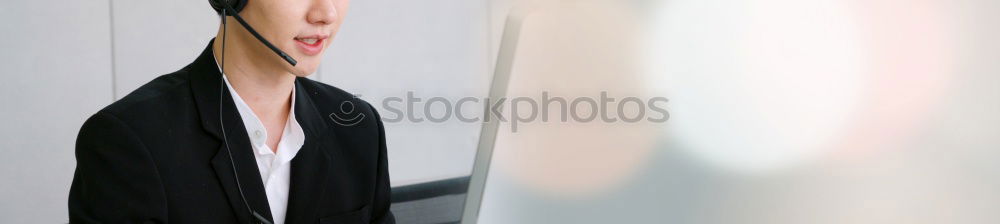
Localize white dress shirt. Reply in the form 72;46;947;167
222;74;305;224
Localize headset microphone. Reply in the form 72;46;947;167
217;0;298;66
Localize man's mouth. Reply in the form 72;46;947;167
294;37;322;46
294;35;329;56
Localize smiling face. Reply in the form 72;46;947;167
229;0;350;76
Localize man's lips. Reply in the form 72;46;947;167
295;38;321;45
294;35;328;56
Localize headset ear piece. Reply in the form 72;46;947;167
210;0;247;14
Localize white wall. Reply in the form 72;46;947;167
0;2;113;223
0;0;489;222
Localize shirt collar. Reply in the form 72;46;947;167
217;63;305;161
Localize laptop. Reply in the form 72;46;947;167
459;8;531;224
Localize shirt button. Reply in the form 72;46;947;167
253;130;263;139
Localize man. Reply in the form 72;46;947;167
68;0;394;223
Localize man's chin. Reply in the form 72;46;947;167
288;65;318;77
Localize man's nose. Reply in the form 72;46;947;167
306;0;337;25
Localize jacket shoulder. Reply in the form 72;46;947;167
100;69;192;120
296;77;359;102
296;77;377;112
296;77;384;132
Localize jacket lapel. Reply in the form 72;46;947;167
189;41;275;223
284;79;333;224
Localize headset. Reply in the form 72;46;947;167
210;0;296;223
210;0;297;66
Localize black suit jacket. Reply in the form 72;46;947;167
69;42;394;224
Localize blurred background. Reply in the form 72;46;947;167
1;0;999;223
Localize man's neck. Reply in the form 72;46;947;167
212;35;295;124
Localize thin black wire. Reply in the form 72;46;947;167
218;5;259;224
